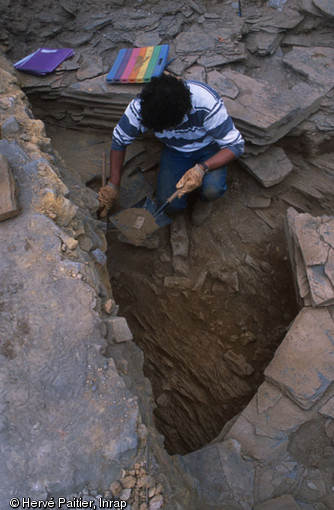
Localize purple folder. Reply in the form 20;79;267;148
14;48;74;76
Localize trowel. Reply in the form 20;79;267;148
110;189;180;246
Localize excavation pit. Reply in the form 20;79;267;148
45;123;298;455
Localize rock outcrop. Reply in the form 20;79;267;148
0;54;195;510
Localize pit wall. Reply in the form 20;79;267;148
1;53;334;510
0;54;196;510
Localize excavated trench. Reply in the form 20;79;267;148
38;120;298;456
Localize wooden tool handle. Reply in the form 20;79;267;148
153;188;183;218
166;189;181;203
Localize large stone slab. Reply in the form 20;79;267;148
293;213;329;266
226;381;309;462
182;439;254;509
283;46;334;88
221;71;327;148
239;147;293;187
264;307;334;409
285;210;334;307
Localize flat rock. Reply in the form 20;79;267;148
282;28;334;48
207;70;240;99
239;147;293;187
134;31;162;47
84;16;112;31
175;14;244;64
285;208;311;306
313;0;334;17
306;264;334;306
283;46;334;88
170;215;189;258
182;439;254;509
254;494;300;510
325;249;334;284
163;276;193;290
221;72;300;146
318;396;334;419
224;350;254;376
286;211;334;306
0;153;19;221
264;307;334;409
319;218;334;249
293;213;329;266
76;57;103;81
247;32;282;56
247;196;271;209
256;381;282;415
166;55;198;76
184;65;206;82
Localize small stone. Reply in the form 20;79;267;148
108;317;133;343
239;331;256;346
120;475;136;489
78;234;93;252
173;256;189;276
1;115;20;137
104;298;116;315
149;495;163;510
306;481;318;490
163;276;193;289
92;248;107;265
137;474;155;489
120;488;132;501
109;481;122;497
224;350;254;376
247;196;271;209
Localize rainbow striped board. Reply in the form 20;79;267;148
106;45;169;84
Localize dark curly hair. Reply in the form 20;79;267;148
139;74;192;132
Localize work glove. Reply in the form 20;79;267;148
98;182;119;219
176;164;204;197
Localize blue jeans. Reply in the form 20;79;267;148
157;144;227;214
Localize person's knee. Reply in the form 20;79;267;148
201;182;227;201
200;167;227;201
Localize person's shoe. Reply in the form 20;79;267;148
191;199;213;226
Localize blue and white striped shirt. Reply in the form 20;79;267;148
112;80;244;157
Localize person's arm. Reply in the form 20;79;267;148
108;149;126;187
199;147;236;173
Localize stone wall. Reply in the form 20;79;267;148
181;213;334;509
0;53;195;510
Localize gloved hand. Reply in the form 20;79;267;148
98;182;119;218
176;164;204;197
